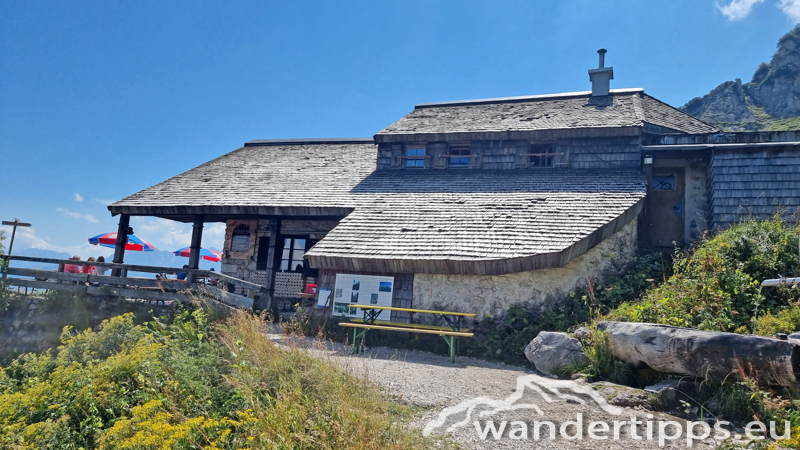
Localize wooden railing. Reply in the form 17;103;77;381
1;255;263;309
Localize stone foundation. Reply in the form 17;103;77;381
412;218;638;318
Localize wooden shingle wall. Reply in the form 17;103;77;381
565;136;641;170
710;148;800;227
377;136;641;171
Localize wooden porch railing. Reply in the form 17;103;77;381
1;255;263;310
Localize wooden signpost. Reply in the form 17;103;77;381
1;218;32;255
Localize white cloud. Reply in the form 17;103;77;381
17;227;101;257
717;0;765;20
204;223;226;250
777;0;800;21
74;192;84;202
95;198;115;206
57;207;100;223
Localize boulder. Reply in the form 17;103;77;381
573;326;592;342
524;331;585;375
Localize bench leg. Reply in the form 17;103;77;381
352;328;368;354
441;335;456;364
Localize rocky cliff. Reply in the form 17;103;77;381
682;25;800;131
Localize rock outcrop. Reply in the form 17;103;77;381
682;25;800;131
524;331;585;375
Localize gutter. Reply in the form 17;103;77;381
643;141;800;151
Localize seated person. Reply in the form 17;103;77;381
176;265;189;281
64;256;81;274
95;256;108;276
208;268;219;286
81;257;97;275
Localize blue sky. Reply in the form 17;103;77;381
1;0;797;259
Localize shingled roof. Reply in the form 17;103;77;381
109;141;379;220
306;169;645;275
375;88;718;142
111;141;645;275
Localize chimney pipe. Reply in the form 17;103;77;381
588;48;614;97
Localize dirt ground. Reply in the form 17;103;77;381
269;331;752;449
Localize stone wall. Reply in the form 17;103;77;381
220;219;272;291
0;294;168;364
412;219;638;318
684;159;710;241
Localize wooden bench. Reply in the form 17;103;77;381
339;305;477;363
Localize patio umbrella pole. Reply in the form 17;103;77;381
111;214;130;277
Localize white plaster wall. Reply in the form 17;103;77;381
412;219;639;318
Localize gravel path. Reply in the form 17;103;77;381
270;332;745;449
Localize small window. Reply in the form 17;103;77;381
448;146;471;168
405;147;426;168
230;224;250;252
529;145;555;167
652;175;676;191
280;238;306;272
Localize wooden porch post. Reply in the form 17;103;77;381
187;216;204;283
255;218;280;311
111;214;130;277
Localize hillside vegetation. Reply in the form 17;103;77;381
0;307;432;449
606;217;800;335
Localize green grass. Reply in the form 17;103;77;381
765;116;800;131
0;307;440;449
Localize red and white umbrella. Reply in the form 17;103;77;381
89;233;155;251
173;247;222;262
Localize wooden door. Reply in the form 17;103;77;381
647;169;685;247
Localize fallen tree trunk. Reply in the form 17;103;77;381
596;321;800;386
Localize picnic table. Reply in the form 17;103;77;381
339;305;477;363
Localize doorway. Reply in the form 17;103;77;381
646;169;685;247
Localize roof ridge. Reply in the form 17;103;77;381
631;92;647;126
244;138;375;147
414;88;645;109
640;93;719;132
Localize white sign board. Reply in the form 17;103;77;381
332;273;395;321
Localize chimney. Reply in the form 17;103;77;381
588;48;614;96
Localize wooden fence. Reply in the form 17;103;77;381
1;255;262;309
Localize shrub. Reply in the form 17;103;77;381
0;307;434;449
607;216;800;333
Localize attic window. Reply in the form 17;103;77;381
447;146;471;168
405;147;426;168
528;145;556;168
230;224;251;252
